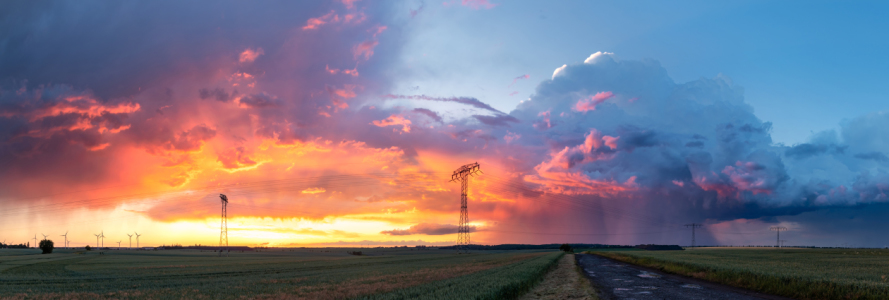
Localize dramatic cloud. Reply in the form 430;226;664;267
3;0;889;248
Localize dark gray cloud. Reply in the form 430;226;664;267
380;223;478;236
785;143;847;159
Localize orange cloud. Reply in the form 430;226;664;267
372;115;412;133
301;187;327;194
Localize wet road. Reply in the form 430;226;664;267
575;254;790;300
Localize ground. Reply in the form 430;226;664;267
576;253;788;300
0;247;560;299
519;253;598;300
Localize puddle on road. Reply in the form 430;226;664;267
636;291;652;294
636;286;658;290
637;271;661;278
614;288;633;292
681;284;702;289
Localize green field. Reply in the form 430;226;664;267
588;247;889;300
0;248;562;299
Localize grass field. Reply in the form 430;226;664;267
0;247;561;299
588;247;889;300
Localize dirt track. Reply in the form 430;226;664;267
575;254;792;300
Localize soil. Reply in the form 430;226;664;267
575;254;793;300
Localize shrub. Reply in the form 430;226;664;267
39;239;54;254
559;244;573;253
85;245;91;251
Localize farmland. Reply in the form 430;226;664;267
589;247;889;300
0;247;562;299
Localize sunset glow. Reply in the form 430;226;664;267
3;0;889;250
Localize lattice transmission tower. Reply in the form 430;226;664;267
685;223;702;248
450;162;481;254
770;226;787;248
219;194;229;257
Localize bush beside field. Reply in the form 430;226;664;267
589;248;889;300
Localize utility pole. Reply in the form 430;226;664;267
685;223;703;248
450;162;481;254
770;226;787;247
219;194;229;257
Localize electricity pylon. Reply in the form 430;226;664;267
770;226;787;247
135;232;141;248
219;194;229;257
127;233;133;249
450;162;481;254
780;240;787;248
685;223;703;248
61;231;68;249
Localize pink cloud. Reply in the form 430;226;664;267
461;0;498;9
239;48;264;63
341;0;360;9
574;91;614;112
325;65;359;77
353;40;379;61
508;74;530;87
372;115;412;133
302;11;339;30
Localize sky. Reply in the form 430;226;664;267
2;0;889;248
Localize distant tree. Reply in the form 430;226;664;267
85;245;92;251
39;239;54;254
559;244;573;253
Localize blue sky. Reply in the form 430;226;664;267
395;0;889;145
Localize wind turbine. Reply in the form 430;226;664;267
135;232;141;248
32;234;36;248
117;240;121;250
61;232;68;249
127;234;133;250
100;231;105;248
93;233;101;248
41;234;48;241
